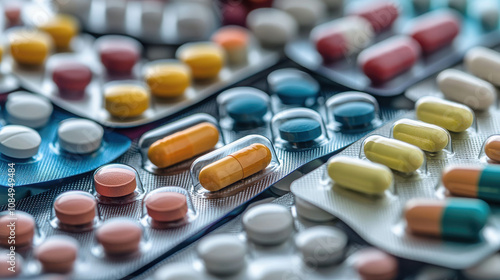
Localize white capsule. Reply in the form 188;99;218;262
465;47;500;86
247;8;298;46
243;204;294;246
295;197;336;222
437;69;496;110
6;92;53;128
58;119;104;154
295;226;347;266
0;125;41;159
274;0;326;27
197;234;246;276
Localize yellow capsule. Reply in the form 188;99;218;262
176;42;225;79
9;29;53;66
144;61;191;98
104;84;150;118
327;156;393;195
37;14;79;49
416;96;473;133
364;135;424;173
392;119;449;153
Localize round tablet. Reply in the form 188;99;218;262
145;192;188;222
94;164;137;198
54;191;96;226
227;96;268;124
96;219;142;255
197;234;246;275
463;253;500;280
354;248;398;280
98;39;140;74
0;211;35;247
256;265;300;280
211;26;249;65
4;3;22;26
279;118;322;143
143;61;190;98
8;29;53;66
6;92;53;128
242;204;293;246
0;250;22;277
221;3;247;26
333;102;375;127
141;2;164;36
295;226;347;266
104;83;150;118
52;62;92;96
0;125;41;159
176;42;225;80
37;14;79;49
295;197;336;222
246;8;298;46
274;0;325;27
268;69;320;105
57;118;103;154
175;3;213;40
34;236;78;273
154;263;202;280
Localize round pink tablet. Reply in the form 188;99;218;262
94;165;137;198
96;219;142;255
52;62;92;98
145;192;188;222
4;3;21;26
54;191;96;226
99;41;140;74
0;211;35;247
354;248;398;280
34;236;78;273
0;251;22;277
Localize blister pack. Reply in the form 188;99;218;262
286;0;500;96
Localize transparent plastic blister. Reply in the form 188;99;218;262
92;164;145;205
49;190;102;232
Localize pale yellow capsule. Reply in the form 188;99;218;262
104;84;150;118
327;156;393;195
415;96;473;133
392;119;449;153
364;135;424;173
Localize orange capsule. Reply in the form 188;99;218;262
199;143;272;191
485;135;500;162
148;122;219;168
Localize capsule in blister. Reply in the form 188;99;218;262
327;156;393;195
415;96;474;133
347;1;399;33
443;165;500;203
408;10;460;54
465;47;500;87
363;135;425;174
6;92;53;129
392;119;449;153
404;198;490;241
484;135;500;162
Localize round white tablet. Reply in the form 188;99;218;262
295;197;336;222
105;0;127;31
242;204;293;246
57;119;104;154
254;260;300;280
463;253;500;280
0;125;41;159
246;8;298;46
153;263;202;280
274;0;325;27
6;92;53;128
175;2;213;40
295;226;347;266
141;1;164;36
197;234;246;276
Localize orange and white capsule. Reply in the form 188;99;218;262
199;143;272;192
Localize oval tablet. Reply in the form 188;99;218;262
52;62;92;96
94;164;138;198
295;197;336;222
484;135;500;162
176;42;224;80
34;236;78;273
465;47;500;86
242;204;293;246
354;248;398;280
143;61;190;98
279;118;322;143
145;192;188;222
197;234;246;275
442;165;500;203
349;1;399;33
96;219;142;255
37;14;78;49
0;125;41;159
98;39;140;74
364;135;424;173
295;226;347;266
358;36;420;83
415;96;474;133
104;83;150;118
247;8;298;46
333;102;375;127
409;11;460;54
0;211;35;247
328;156;393;195
405;198;490;240
437;69;495;110
199;143;272;192
9;29;53;66
54;191;96;226
268;69;320;105
6;92;53;128
392;119;449;152
211;26;249;65
148;122;219;169
227;96;268;125
58;118;103;154
154;263;202;280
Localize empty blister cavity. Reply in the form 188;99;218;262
211;26;250;65
139;113;223;175
272;108;328;150
197;234;247;276
294;197;336;222
5;91;53;128
190;135;279;197
442;165;500;203
391;119;452;156
176;42;225;80
415;96;475;133
268;68;320;109
45;54;94;99
246;8;298;47
346;1;399;33
326;91;380;132
353;248;398;280
0;211;37;248
295;226;347;266
56;118;104;155
0;125;41;160
142;59;191;99
103;80;151;119
93;163;144;205
217;87;270;130
94;218;145;258
95;35;142;77
49;190;100;232
243;204;294;246
141;187;196;229
34;235;79;274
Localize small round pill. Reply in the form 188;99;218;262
37;14;78;50
268;69;320;105
140;1;164;36
176;42;225;80
104;0;127;31
295;226;347;266
221;2;247;26
0;125;41;159
6;92;53;128
54;191;96;226
333;102;375;127
0;211;35;247
247;8;298;46
485;135;500;162
58;118;103;154
145;192;188;222
4;2;22;26
279;118;322;143
143;61;190;98
197;234;246;275
96;219;142;255
94;164;137;198
354;248;398;280
0;251;22;277
175;2;213;40
243;204;293;246
9;29;53;66
34;236;78;273
211;26;249;65
255;262;300;280
275;0;325;27
104;83;150;118
295;197;336;222
226;95;268;124
98;39;140;75
52;62;92;97
154;263;202;280
463;253;500;280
